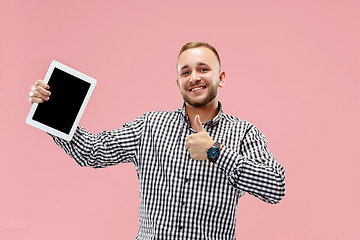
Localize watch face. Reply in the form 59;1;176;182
208;148;219;158
207;147;220;162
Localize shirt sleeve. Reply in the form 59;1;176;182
215;125;286;204
50;114;145;168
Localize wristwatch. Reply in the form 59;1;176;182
207;141;222;163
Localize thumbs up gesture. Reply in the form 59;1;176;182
185;115;215;160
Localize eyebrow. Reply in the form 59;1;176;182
180;62;210;71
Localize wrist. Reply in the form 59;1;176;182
207;141;222;163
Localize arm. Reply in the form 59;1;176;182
216;125;285;204
29;79;145;168
51;114;145;168
185;116;285;203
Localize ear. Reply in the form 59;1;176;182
176;78;180;89
218;70;225;88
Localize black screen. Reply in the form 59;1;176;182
32;67;91;134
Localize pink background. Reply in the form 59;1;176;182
1;0;359;239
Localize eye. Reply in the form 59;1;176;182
181;71;190;76
200;68;209;72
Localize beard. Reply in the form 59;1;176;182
181;85;218;107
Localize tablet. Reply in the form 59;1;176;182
26;60;97;141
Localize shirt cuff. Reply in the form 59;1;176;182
215;145;244;177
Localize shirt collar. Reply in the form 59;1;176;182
179;101;223;128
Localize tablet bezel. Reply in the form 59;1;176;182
26;60;97;141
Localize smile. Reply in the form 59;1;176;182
189;86;206;92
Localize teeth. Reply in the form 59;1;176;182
192;87;204;91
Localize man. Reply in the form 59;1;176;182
29;41;285;240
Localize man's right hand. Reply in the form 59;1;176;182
28;80;51;104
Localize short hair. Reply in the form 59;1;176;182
178;41;221;68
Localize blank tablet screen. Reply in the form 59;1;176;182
32;67;90;134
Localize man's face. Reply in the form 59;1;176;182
177;47;224;108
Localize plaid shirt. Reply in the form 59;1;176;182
52;102;285;240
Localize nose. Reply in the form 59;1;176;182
190;71;201;83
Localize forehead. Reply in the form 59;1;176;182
177;47;219;71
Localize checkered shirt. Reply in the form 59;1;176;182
52;102;285;240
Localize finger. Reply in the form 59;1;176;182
35;79;50;90
194;115;205;132
29;96;45;104
185;137;193;149
35;85;51;96
30;90;50;101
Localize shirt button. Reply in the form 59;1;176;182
184;178;189;183
179;226;183;231
182;201;186;206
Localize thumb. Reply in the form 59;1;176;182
194;115;205;132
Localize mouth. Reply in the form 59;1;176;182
189;86;206;92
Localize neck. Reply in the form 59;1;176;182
185;99;219;130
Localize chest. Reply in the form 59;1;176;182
137;120;245;187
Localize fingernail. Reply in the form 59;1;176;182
29;92;34;97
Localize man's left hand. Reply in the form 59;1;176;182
185;115;215;160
